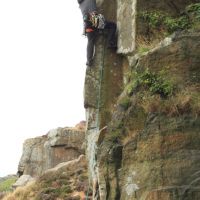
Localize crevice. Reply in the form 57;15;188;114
114;145;123;200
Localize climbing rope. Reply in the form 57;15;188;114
86;33;106;200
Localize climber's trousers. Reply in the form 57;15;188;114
86;31;97;63
104;21;117;47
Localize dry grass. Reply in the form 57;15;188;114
3;155;90;200
136;34;165;54
174;87;200;116
139;93;162;113
3;182;38;200
137;86;200;117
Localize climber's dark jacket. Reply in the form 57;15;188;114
78;0;97;16
78;0;98;66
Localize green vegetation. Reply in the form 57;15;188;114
139;11;190;34
127;69;174;98
164;15;189;33
0;177;17;192
187;3;200;18
39;185;72;198
139;3;200;34
187;3;200;29
119;96;131;110
138;47;150;54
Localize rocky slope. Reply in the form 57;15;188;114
3;155;91;200
85;1;200;200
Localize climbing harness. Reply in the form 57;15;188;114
85;34;106;200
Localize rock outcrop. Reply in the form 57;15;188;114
18;124;85;177
84;1;200;200
97;30;200;200
6;1;200;199
12;175;35;189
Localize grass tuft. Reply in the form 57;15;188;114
0;177;17;192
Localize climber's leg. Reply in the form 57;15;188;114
104;21;117;48
86;31;97;66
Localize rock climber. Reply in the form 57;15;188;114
77;0;117;67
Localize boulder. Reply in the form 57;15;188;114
18;124;85;177
12;175;35;188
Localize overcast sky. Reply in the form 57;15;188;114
0;0;87;177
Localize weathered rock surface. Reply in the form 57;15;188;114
84;0;200;200
18;124;85;177
123;30;200;200
95;31;200;200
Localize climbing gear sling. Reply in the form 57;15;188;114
90;12;106;29
84;12;106;31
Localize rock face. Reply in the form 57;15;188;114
18;125;85;177
84;0;200;200
97;31;200;200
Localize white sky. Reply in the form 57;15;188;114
0;0;87;177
